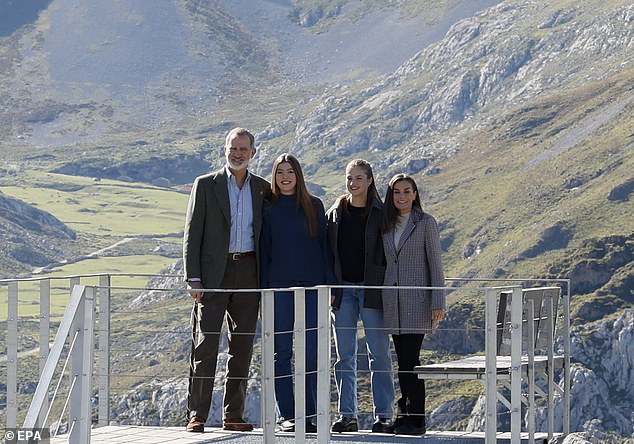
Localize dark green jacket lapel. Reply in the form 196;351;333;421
211;169;231;225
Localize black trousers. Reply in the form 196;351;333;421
392;333;426;427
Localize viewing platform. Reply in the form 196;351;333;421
2;275;571;444
83;425;553;443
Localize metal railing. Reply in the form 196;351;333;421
22;284;95;442
260;286;331;443
1;275;571;444
2;275;113;436
445;277;571;440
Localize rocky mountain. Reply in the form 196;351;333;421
0;191;76;275
0;0;500;155
0;0;632;440
282;1;634;173
463;309;634;442
564;309;634;438
51;151;210;186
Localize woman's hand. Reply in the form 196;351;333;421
432;308;445;326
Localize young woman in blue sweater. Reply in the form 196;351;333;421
259;153;335;433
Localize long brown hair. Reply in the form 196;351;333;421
381;173;422;233
270;153;319;237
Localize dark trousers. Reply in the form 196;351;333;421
273;288;318;421
392;333;426;428
187;255;260;421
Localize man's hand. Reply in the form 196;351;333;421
188;281;204;303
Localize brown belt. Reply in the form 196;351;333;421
228;252;256;261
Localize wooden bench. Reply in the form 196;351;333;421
415;286;565;443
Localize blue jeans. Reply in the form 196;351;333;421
331;283;394;419
274;289;318;421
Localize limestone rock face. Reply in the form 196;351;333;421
108;367;262;427
289;2;634;176
463;309;634;441
551;309;634;439
550;433;592;444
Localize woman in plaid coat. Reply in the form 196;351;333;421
381;173;445;436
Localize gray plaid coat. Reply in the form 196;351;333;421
382;208;445;335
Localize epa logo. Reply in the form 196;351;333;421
4;428;50;443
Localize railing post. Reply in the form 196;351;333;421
7;281;18;429
316;286;331;444
509;287;523;444
261;290;276;444
80;286;96;442
39;279;51;428
547;290;556;439
563;281;571;435
527;298;536;444
69;285;95;444
98;275;111;426
294;287;306;442
24;285;88;430
68;277;80;428
484;287;497;444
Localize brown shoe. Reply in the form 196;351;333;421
186;416;205;433
223;417;254;432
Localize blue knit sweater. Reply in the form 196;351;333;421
260;194;336;287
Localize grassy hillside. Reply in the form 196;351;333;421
429;69;634;279
1;0;631;317
0;172;186;318
0;0;633;436
1;172;187;235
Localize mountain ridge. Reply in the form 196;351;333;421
0;0;632;439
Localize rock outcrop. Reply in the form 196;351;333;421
0;192;76;274
288;2;634;175
560;309;634;438
464;309;634;441
52;152;210;186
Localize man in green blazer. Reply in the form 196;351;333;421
183;127;270;433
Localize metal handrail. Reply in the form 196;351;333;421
44;330;79;430
21;284;95;444
3;274;570;443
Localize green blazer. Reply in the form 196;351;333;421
183;167;270;288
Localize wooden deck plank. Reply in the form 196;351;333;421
48;426;560;443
